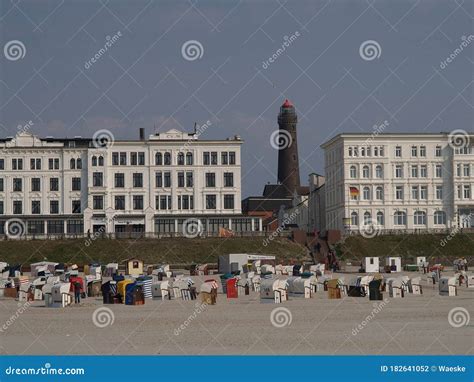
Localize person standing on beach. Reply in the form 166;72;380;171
74;281;81;304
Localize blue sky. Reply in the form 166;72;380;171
1;0;473;197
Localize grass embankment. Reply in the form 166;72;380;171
0;237;307;267
338;233;474;264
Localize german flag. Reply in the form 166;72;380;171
350;187;359;196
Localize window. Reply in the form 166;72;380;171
229;152;236;165
375;165;383;178
363;187;370;200
156;195;172;210
48;158;59;170
436;185;443;199
120;152;127;165
72;177;81;191
0;201;3;214
178;172;185;187
31;178;41;192
375;186;383;200
350;211;358;226
114;173;125;188
155;152;162;165
93;196;104;210
186;172;193;187
420;165;427;178
186;152;193;165
463;164;470;177
206;195;216;209
67;220;83;234
32;201;41;214
133;173;143;188
203;152;210;165
50;200;59;214
435;146;442;157
395;186;403;200
133;195;143;210
395;165;403;178
77;158;82;169
91;156;97;166
31;158;41;170
177;152;185;165
414;211;426;225
222;152;228;165
13;201;22;214
12;158;23;170
411;186;419;200
362;166;370;178
112;152;119;166
131;152;145;165
155;172;163;188
411;146;417;157
206;173;216;187
72;200;81;214
93;172;103;187
164;172;171;187
211;152;218;165
13;178;22;192
115;196;125;210
395;146;402;157
376;211;384;226
464;185;471;199
0;159;4;170
435;165;442;178
361;147;366;157
178;195;194;210
420;146;426;157
350;166;357;178
434;211;446;225
411;165;418;178
420;186;428;200
394;211;406;226
70;158;76;169
363;212;371;225
224;195;234;209
164;153;171;165
98;156;104;166
0;178;3;191
348;147;353;157
224;172;234;187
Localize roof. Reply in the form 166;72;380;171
282;99;293;108
242;196;292;213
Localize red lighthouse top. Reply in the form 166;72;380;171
282;99;293;108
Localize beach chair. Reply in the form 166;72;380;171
409;277;423;295
368;279;383;300
399;275;410;293
251;274;261;292
467;274;474;288
327;279;341;299
388;278;404;298
439;277;457;296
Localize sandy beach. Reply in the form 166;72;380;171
0;271;472;355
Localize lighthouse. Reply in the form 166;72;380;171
277;99;301;196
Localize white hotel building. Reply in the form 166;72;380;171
0;129;261;237
321;133;474;233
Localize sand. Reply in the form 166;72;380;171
0;271;472;355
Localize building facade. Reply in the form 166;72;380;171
0;130;261;238
321;133;474;233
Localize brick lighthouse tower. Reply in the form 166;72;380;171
277;99;300;196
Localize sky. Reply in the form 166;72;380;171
0;0;473;198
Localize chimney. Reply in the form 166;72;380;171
139;128;145;141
